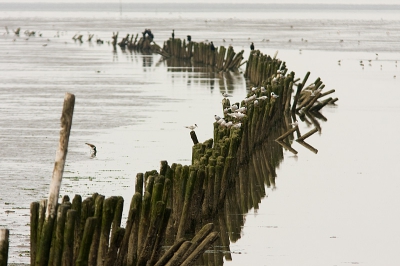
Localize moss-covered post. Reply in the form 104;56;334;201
176;167;197;239
76;217;97;266
30;202;39;265
0;229;9;266
62;209;77;266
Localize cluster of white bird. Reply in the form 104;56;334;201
215;85;281;129
214;114;242;129
190;67;285;132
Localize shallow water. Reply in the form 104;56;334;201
1;6;400;265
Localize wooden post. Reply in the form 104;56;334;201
88;195;104;266
97;196;118;265
30;202;39;265
76;217;97;266
296;127;318;142
47;92;75;218
126;193;142;266
61;209;77;266
176;168;197;239
36;93;75;266
153;238;186;266
179;223;214;263
49;203;71;266
180;232;219;266
137;201;166;266
292;72;310;112
0;229;9;266
190;131;199;144
164;241;193;266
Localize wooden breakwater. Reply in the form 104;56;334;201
4;49;337;265
30;179;219;266
244;50;338;114
159;38;244;72
113;30;162;54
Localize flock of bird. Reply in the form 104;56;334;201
185;86;280;132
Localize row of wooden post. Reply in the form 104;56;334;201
161;38;244;72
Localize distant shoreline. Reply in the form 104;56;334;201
1;3;400;12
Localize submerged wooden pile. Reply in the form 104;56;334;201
244;49;338;154
159;38;244;72
244;50;338;114
113;31;162;53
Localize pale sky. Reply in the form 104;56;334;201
0;0;398;4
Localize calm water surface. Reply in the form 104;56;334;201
1;6;400;265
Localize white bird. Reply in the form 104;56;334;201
260;86;266;93
230;104;238;112
222;92;232;98
251;86;257;92
85;143;97;158
185;124;198;131
244;94;256;103
217;118;225;124
228;112;246;119
272;77;279;83
254;100;259;106
232;123;242;128
256;96;268;100
224;121;233;128
214;115;221;121
271;92;279;99
223;108;229;114
235;106;247;113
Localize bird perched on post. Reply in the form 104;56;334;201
250;42;254;50
172;29;175;40
271;92;279;99
210;41;215;51
85;143;97;158
185;124;198;131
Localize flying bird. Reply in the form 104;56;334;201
85;143;97;158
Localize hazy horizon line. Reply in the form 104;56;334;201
1;2;400;12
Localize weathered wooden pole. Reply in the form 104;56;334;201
30;202;40;265
292;72;310;113
0;229;9;266
76;217;98;266
165;241;193;266
36;93;75;266
296;127;318;142
153;238;186;266
190;131;199;144
126;192;142;266
97;196;118;265
180;231;219;266
61;209;77;266
49;203;71;266
176;168;197;239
